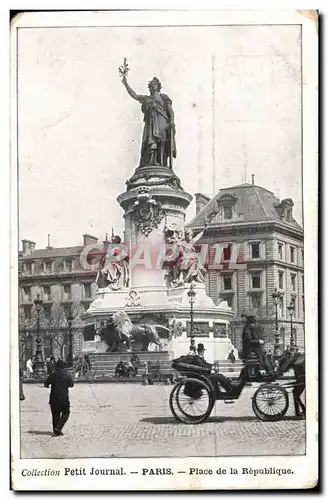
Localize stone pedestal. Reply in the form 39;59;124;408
84;282;236;363
82;164;238;362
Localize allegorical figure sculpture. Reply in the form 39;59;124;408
119;59;176;168
96;235;129;290
164;227;206;287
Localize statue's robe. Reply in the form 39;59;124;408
139;93;176;167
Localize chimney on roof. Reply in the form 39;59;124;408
22;239;36;256
83;234;98;246
195;193;211;215
251;174;255;185
46;233;53;250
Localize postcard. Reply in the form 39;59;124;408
10;9;318;491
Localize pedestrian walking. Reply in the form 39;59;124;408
130;353;140;375
44;359;74;437
26;358;33;379
46;355;55;376
227;349;236;363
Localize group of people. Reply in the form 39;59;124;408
24;355;60;379
115;353;141;378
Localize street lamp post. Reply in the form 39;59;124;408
66;305;74;368
33;293;45;378
287;296;296;352
187;282;196;350
272;287;283;359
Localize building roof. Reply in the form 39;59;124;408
189;183;303;231
21;246;85;260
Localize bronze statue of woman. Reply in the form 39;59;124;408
121;74;177;168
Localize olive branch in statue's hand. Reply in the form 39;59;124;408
118;58;130;81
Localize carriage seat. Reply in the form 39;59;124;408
172;361;211;376
172;355;212;376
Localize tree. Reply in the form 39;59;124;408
18;307;35;365
39;300;83;359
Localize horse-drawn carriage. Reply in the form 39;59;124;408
169;348;305;424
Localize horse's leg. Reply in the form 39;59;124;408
298;383;306;415
293;384;306;417
292;387;300;416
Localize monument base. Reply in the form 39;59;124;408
82;283;237;363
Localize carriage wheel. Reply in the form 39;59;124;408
169;378;214;424
252;384;289;421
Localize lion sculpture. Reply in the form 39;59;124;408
101;310;171;352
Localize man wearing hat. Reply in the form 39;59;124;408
196;343;235;393
196;343;206;359
44;359;74;437
241;315;257;360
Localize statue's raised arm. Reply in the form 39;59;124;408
121;75;147;103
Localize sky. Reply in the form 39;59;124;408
17;24;302;248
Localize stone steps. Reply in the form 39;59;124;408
88;355;244;380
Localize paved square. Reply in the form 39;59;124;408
19;383;305;458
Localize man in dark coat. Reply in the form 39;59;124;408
44;359;74;436
241;316;257;360
46;355;55;376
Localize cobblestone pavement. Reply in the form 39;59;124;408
19;383;305;458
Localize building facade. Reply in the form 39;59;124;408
188;181;304;353
18;234;100;362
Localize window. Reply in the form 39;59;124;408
223;206;232;220
301;274;304;294
223;244;232;261
291;274;296;292
251;294;262;310
226;296;233;308
286;209;292;223
302;296;305;315
223;276;232;290
278;243;283;260
278;296;284;318
251;242;260;259
44;261;53;274
43;285;51;301
24;262;33;274
63;284;71;300
278;271;284;290
23;305;32;321
43;305;52;321
290;246;295;263
251;272;261;289
63;304;71;318
64;260;73;272
292;327;297;345
301;249;304;265
84;283;92;298
22;286;31;301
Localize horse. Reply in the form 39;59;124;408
103;310;168;352
278;352;306;417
